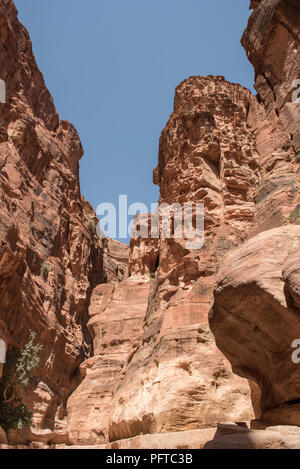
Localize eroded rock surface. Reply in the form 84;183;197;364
209;0;300;433
107;76;260;442
244;0;300;237
67;278;150;445
0;0;112;444
1;0;300;451
209;225;300;427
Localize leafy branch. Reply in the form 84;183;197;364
0;331;43;432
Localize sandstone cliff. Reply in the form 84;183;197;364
67;0;300;449
107;76;260;443
0;0;125;446
1;0;300;450
210;0;300;432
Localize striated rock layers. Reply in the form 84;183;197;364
67;278;150;445
68;75;262;445
243;0;300;237
210;0;300;433
68;0;300;447
0;0;125;446
210;226;300;427
1;0;300;451
107;77;259;443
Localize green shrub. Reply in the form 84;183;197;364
295;152;300;163
87;217;96;236
289;208;300;224
0;403;33;432
148;272;156;284
0;332;43;432
29;221;35;235
40;261;50;280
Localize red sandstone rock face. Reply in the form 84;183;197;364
209;0;300;432
103;238;129;282
154;76;259;221
243;0;300;156
154;75;260;285
67;278;150;445
243;0;300;237
129;214;159;278
250;0;261;9
209;225;300;427
0;0;109;444
106;77;260;441
283;247;300;311
1;0;300;450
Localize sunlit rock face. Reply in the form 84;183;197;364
67;79;261;441
68;85;263;441
2;0;300;451
210;0;300;430
243;0;300;237
128;213;160;279
67;278;150;445
107;76;261;442
0;0;111;445
209;226;300;427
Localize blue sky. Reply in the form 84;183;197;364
15;0;254;242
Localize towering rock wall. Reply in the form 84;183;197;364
67;76;263;446
65;77;265;448
244;0;300;237
0;0;125;445
67;0;300;447
1;0;300;450
67;278;150;445
210;0;300;430
107;77;260;441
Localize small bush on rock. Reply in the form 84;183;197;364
40;260;50;280
29;221;35;235
0;332;43;432
289;208;300;224
87;217;96;236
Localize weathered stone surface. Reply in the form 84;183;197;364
2;0;300;451
208;0;300;434
110;428;217;450
209;225;300;427
0;0;111;442
250;0;261;9
129;214;159;278
67;278;150;445
283;247;300;310
107;77;258;442
58;423;300;449
8;425;68;446
154;75;259;227
63;76;260;446
103;238;129;282
0;425;7;444
243;0;300;237
242;0;300;157
204;422;300;449
109;322;253;442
